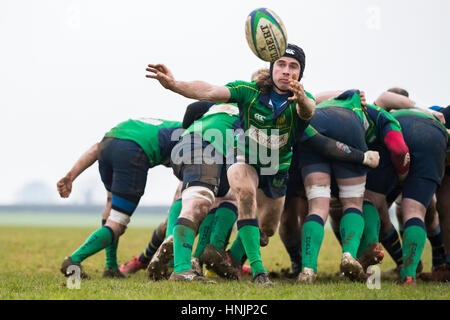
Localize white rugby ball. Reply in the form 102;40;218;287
245;8;288;62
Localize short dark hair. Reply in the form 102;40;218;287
387;87;409;97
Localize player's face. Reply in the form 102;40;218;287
272;57;301;92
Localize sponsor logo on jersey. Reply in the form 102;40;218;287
248;125;288;150
276;114;286;127
204;104;239;117
336;142;351;154
254;113;265;122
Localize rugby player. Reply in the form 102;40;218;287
146;44;316;286
58;117;184;279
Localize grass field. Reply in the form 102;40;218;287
0;221;449;300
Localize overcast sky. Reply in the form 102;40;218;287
1;0;449;205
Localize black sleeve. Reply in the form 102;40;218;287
182;101;214;129
301;132;365;164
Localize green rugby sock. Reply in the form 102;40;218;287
357;201;381;258
237;220;266;276
301;215;324;273
210;202;238;251
105;239;119;269
165;199;182;238
101;219;119;269
173;218;196;274
193;209;216;259
228;233;246;264
400;218;426;280
340;208;364;258
71;226;114;263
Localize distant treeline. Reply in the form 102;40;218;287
0;205;170;215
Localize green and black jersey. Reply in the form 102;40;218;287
104;118;183;168
182;103;240;157
225;80;314;172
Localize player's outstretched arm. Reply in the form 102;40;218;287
301;130;379;168
146;63;230;103
57;143;99;198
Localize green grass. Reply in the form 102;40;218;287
0;225;448;300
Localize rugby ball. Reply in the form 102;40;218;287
245;8;288;62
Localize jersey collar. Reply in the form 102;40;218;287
259;91;294;120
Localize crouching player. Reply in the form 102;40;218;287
59;117;183;279
148;103;240;282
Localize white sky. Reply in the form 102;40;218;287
1;0;449;205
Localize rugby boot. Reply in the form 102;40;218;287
60;256;90;279
253;272;274;287
191;257;203;276
102;267;126;278
340;252;367;282
402;276;416;286
357;242;384;271
147;235;174;281
201;244;239;280
225;250;243;279
169;269;215;283
204;268;219;279
241;264;252;276
297;267;317;284
119;256;148;275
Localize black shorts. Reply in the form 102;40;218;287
296;107;369;180
170;133;230;197
257;168;289;199
98;137;150;198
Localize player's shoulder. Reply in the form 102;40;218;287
225;80;260;92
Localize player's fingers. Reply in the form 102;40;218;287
146;67;159;73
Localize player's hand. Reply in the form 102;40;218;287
431;111;446;124
288;74;307;104
363;150;380;168
397;152;410;183
146;64;175;90
360;90;367;107
57;175;73;198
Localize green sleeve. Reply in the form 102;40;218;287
225;80;260;105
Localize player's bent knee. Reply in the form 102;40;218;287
108;209;131;227
305;185;331;200
182;186;215;205
338;183;365;199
